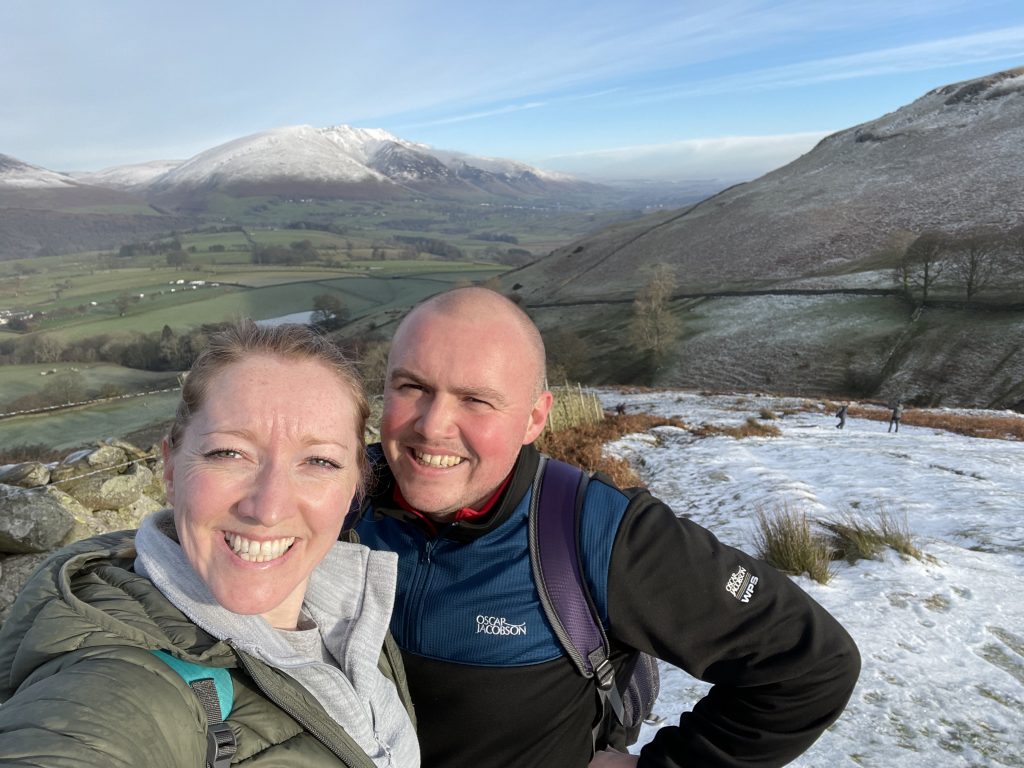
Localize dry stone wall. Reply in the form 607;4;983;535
0;439;166;624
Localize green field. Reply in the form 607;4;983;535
0;257;511;451
0;390;179;453
2;256;505;340
0;363;178;404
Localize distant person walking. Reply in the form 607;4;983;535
835;403;848;429
888;401;904;433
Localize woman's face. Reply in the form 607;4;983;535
163;353;360;629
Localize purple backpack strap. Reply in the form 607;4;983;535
528;456;616;693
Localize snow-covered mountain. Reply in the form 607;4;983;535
136;123;593;205
71;160;184;191
0;154;81;190
0;152;157;212
3;124;596;213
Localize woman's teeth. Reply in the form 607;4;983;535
226;533;295;562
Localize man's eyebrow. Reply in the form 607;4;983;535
388;368;507;405
388;367;423;384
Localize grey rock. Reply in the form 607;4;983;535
0;484;76;554
49;444;129;484
58;462;154;511
0;462;51;488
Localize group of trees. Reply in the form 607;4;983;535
310;293;350;332
0;324;214;373
890;225;1024;306
251;240;322;265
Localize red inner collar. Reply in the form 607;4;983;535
393;473;513;534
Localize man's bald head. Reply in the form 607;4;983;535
393;287;547;395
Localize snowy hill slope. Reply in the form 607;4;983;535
508;67;1024;302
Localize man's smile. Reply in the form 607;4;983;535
413;449;465;468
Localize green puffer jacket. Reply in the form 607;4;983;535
0;530;415;767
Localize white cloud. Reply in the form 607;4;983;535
543;131;832;181
626;26;1024;105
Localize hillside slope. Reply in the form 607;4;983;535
496;68;1024;408
507;68;1024;302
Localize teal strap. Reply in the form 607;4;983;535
152;649;234;720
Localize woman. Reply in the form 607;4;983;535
0;322;419;767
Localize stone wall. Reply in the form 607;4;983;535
0;439;167;624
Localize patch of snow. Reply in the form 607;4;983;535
71;160;184;190
0;155;79;189
594;389;1024;766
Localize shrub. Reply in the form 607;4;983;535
754;505;834;584
543;383;604;434
536;411;688;489
819;508;923;562
694;416;782;439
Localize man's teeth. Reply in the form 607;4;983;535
226;533;295;562
414;451;463;468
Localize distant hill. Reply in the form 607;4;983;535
507;67;1024;302
0;154;195;258
1;124;678;258
486;67;1024;409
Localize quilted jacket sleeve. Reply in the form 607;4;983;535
0;648;209;767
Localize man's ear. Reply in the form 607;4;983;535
523;390;554;445
161;437;175;506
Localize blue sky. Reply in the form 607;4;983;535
2;0;1023;182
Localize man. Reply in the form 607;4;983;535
354;287;860;768
835;403;848;429
888;401;903;433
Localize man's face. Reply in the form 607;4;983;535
381;304;552;519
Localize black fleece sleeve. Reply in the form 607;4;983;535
605;491;860;768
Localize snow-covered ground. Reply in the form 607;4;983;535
595;390;1023;767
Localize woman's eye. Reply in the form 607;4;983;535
308;456;342;469
204;448;242;460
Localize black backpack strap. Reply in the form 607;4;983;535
152;650;237;768
528;456;626;725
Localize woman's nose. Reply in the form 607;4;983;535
237;462;293;525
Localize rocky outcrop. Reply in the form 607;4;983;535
0;439;166;623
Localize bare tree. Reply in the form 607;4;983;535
948;229;1001;304
896;231;948;306
32;334;66;364
630;264;681;360
42;369;86;405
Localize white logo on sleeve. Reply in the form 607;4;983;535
725;566;759;603
476;615;527;636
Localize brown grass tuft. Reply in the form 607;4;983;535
536;412;688;488
819;508;924;563
693;416;782;439
830;401;1024;441
754;505;834;584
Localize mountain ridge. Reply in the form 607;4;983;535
506;66;1024;303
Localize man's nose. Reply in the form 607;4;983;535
415;395;456;439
